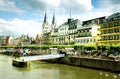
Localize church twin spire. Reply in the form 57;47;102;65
42;11;56;34
43;11;56;25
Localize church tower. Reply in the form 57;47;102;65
42;11;50;34
42;11;51;45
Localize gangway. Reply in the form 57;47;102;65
20;54;65;61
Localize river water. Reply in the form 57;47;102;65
0;55;119;79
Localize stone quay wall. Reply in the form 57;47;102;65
45;56;120;72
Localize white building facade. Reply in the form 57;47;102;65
51;18;82;45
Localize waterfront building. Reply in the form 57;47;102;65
51;18;82;45
11;38;20;46
19;34;33;46
6;36;14;46
0;36;8;46
9;38;20;46
35;34;42;46
0;36;15;46
5;35;35;46
98;12;120;45
41;12;119;46
75;17;105;45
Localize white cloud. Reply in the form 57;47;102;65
0;0;24;14
0;18;42;37
76;10;112;21
77;0;93;10
75;0;120;21
56;0;120;23
19;0;93;13
45;0;60;7
59;0;93;12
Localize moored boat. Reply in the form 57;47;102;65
12;59;30;67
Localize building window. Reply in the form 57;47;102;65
87;38;89;43
109;29;113;33
90;38;92;42
81;39;83;43
114;28;119;33
93;38;96;42
103;24;107;28
108;23;113;27
114;22;119;26
110;36;113;40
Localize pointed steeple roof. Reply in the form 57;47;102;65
52;12;55;25
70;8;71;18
43;11;48;24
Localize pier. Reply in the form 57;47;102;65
12;54;65;67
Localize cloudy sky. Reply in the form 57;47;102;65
0;0;120;37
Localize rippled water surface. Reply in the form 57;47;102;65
0;55;119;79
